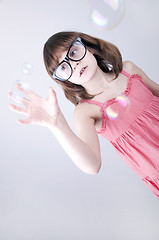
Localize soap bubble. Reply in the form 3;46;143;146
9;61;33;104
21;62;33;75
9;80;32;104
88;0;125;30
9;91;24;104
104;94;131;120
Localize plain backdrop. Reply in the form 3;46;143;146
0;0;159;239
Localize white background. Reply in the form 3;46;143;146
0;0;159;239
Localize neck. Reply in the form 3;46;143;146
83;67;115;96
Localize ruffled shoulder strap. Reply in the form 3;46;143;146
120;70;131;78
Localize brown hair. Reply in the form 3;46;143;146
43;31;123;106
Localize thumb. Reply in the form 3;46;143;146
48;86;57;104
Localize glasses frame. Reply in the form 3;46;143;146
52;37;87;81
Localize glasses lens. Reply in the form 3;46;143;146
55;61;72;81
68;41;86;61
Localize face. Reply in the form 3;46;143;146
54;38;99;86
58;50;98;85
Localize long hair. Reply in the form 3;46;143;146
43;31;123;106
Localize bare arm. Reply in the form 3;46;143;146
49;111;101;174
9;84;101;174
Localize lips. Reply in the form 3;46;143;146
80;66;88;76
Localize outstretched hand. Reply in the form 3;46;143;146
9;83;62;128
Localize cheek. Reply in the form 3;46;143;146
91;56;98;68
68;52;98;83
87;54;98;74
86;52;97;67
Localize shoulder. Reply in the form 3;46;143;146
74;101;88;117
74;101;95;123
122;61;159;96
123;60;152;77
122;61;137;73
73;102;99;141
74;102;91;122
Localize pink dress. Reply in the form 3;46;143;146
80;70;159;198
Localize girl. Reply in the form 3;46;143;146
9;31;159;198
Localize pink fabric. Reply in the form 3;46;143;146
80;70;159;198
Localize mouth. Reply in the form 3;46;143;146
80;66;88;77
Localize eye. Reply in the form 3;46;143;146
70;49;77;57
60;64;67;71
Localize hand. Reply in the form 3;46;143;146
9;84;62;128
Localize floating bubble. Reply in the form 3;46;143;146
9;80;32;104
9;91;24;104
21;62;33;75
104;94;131;120
88;0;125;30
19;81;32;93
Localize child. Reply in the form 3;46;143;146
9;31;159;198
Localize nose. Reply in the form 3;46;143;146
71;61;80;70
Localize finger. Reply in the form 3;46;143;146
17;118;31;125
16;83;41;100
8;91;24;104
9;91;30;106
22;97;30;106
9;104;27;114
48;87;57;104
16;83;32;96
16;83;38;100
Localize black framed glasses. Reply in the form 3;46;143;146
52;37;87;81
